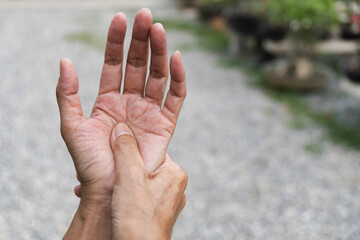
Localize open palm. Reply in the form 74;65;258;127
56;9;186;197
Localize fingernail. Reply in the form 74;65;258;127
176;50;182;59
115;123;133;137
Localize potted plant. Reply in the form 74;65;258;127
340;1;360;84
226;0;264;37
226;0;287;39
225;0;287;62
263;0;340;90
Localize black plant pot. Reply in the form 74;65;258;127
341;24;360;40
262;25;287;41
346;68;360;83
228;14;260;36
199;6;223;21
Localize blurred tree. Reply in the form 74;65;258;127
264;0;340;89
268;0;339;43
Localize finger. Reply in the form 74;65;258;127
162;51;186;124
98;13;127;95
144;23;168;106
74;185;81;198
56;58;85;132
123;8;153;95
111;123;147;182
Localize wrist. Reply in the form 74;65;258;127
148;224;171;240
79;198;113;240
63;193;113;240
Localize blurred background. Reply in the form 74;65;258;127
1;0;360;239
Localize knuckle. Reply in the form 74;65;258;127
150;69;167;79
105;52;121;66
167;161;188;186
172;167;188;189
174;164;186;180
127;56;146;68
114;135;136;151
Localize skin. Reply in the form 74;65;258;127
57;8;186;240
111;123;187;240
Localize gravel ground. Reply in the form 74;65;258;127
1;1;360;240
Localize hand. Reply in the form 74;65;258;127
111;123;187;240
56;9;186;203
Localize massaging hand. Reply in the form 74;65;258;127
111;123;187;240
56;8;186;203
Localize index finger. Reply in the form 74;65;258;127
98;13;127;95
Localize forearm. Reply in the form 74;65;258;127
63;197;113;240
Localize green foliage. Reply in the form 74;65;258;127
268;0;339;27
267;0;340;44
289;115;310;130
304;142;323;155
266;89;360;150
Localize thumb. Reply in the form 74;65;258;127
56;58;84;133
111;123;147;180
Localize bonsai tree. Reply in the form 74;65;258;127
268;0;339;41
266;0;339;83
